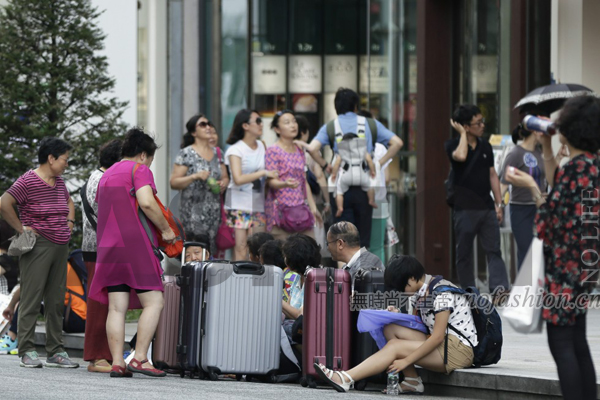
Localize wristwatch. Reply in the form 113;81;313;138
496;203;505;209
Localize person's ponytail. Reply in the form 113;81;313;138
181;132;195;149
181;114;206;149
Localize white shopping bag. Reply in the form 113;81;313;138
502;237;545;334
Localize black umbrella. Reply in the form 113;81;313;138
514;83;598;115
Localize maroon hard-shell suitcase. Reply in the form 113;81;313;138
153;275;180;370
301;267;352;388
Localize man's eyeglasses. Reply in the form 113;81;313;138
58;156;69;163
197;121;213;128
248;117;263;125
326;238;345;246
469;118;485;127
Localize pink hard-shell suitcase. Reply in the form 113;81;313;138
301;267;352;388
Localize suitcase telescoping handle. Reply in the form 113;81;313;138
181;241;208;265
232;261;264;275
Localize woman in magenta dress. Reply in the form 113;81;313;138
89;128;176;378
265;110;321;241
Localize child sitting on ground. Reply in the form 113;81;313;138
246;232;274;263
258;239;298;303
0;285;19;354
330;133;378;217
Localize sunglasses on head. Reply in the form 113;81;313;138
197;120;213;128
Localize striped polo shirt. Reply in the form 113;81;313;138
6;170;71;245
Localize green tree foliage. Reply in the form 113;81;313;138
0;0;128;247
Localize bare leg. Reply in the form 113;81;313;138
233;228;249;261
106;292;129;368
335;194;344;217
367;189;378;209
133;290;164;368
322;338;445;385
382;324;428;389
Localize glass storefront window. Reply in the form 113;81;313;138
221;0;249;139
456;0;501;137
242;0;419;261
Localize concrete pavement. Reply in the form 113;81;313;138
1;355;441;400
27;308;600;399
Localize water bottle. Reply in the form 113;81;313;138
387;372;399;395
522;115;557;135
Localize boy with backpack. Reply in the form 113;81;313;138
313;254;502;394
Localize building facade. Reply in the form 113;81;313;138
95;0;600;280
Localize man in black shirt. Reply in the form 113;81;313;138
445;104;509;295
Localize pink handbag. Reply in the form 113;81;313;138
216;199;235;250
215;147;235;250
276;176;315;233
277;203;314;233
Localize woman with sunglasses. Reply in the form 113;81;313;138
170;114;228;254
224;109;278;260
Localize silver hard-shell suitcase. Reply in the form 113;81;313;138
201;261;283;380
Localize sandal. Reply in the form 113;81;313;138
88;359;112;373
127;358;167;377
313;363;354;393
110;365;133;378
381;376;424;394
399;376;424;394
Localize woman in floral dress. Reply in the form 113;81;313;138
506;95;600;400
170;114;228;254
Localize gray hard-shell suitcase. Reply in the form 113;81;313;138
201;261;283;380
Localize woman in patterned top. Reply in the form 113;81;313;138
170;114;228;254
314;255;475;394
265;110;321;241
506;95;600;400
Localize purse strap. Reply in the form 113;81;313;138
130;163;163;261
80;180;97;232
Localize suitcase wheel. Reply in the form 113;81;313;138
208;371;219;381
300;377;308;387
236;374;243;381
266;373;277;384
179;370;185;379
354;379;367;391
307;376;317;389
